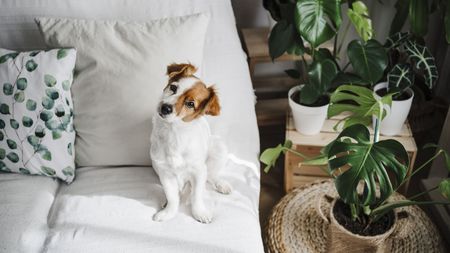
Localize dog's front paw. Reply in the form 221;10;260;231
153;208;176;222
212;180;232;195
192;208;213;224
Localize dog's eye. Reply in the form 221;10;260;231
185;101;195;109
169;84;177;93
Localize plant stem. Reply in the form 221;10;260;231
409;185;439;200
394;150;444;192
371;199;450;222
284;147;309;159
341;61;351;72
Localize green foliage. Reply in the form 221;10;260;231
45;88;59;100
387;64;413;93
62;80;71;91
404;40;438;89
57;49;68;60
16;78;27;90
41;166;56;176
294;0;341;48
22;116;33;127
10;119;19;129
52;130;62;140
0;104;10;114
300;59;338;104
26;99;37;111
347;39;388;86
260;140;293;173
347;1;373;41
27;135;40;147
0;148;5;159
409;0;429;37
25;59;38;72
6;152;19;163
0;52;19;64
3;83;13;95
328;85;393;129
35;125;46;138
7;139;17;149
14;91;25;103
42;97;55;110
0;119;4;129
67;143;73;155
384;32;409;49
55;104;65;117
19;168;30;174
327;124;408;207
40;111;53;122
44;74;57;87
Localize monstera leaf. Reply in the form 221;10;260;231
347;39;388;86
405;40;438;89
327;124;409;206
260;140;293;173
347;1;373;41
387;64;413;93
328;85;393;129
294;0;342;48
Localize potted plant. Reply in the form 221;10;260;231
263;0;388;135
261;85;450;252
373;32;438;136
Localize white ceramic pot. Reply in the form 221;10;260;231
288;86;329;135
373;82;414;136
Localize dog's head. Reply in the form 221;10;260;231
157;63;220;122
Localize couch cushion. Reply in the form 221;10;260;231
36;14;209;167
0;48;77;182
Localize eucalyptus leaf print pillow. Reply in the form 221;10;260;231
0;48;76;183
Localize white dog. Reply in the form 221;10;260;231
150;63;232;223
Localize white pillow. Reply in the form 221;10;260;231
0;48;77;182
36;14;210;167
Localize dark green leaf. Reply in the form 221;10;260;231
300;83;321;105
10;119;19;129
55;104;65;117
0;119;4;129
35;125;45;138
0;148;5;159
0;161;8;171
19;168;30;174
41;166;56;176
347;39;388;86
0;104;10;114
409;0;429;37
347;1;373;41
45;88;59;100
14;91;25;102
384;32;410;49
6;139;17;149
389;0;410;35
3;83;13;95
328;124;408;205
45;120;59;130
22;116;33;127
44;74;57;87
42;97;54;110
67;143;73;155
62;80;71;91
300;59;338;104
0;131;3;141
25;59;38;72
387;64;413;93
27;135;40;147
6;152;19;163
404;40;438;89
268;20;294;60
16;78;27;90
294;0;342;48
39;111;53;122
0;52;19;64
26;99;37;111
57;49;68;59
29;51;40;57
285;69;301;79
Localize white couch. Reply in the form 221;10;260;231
0;0;264;252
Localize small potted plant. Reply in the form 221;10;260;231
373;32;438;136
264;0;387;135
261;85;450;252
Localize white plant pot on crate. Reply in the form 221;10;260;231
288;85;329;135
373;82;414;136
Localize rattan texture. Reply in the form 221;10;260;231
265;180;444;253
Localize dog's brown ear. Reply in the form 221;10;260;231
204;86;220;116
167;63;197;80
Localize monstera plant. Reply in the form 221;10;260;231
261;85;450;252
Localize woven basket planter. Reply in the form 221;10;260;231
265;180;444;253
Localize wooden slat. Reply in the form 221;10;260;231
256;98;288;126
254;76;298;100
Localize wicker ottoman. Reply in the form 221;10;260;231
265;180;444;253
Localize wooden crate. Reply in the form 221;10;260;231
284;112;418;194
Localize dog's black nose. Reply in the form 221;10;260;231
160;104;173;115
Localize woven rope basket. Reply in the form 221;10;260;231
265;180;444;253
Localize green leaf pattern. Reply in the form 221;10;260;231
0;48;76;182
